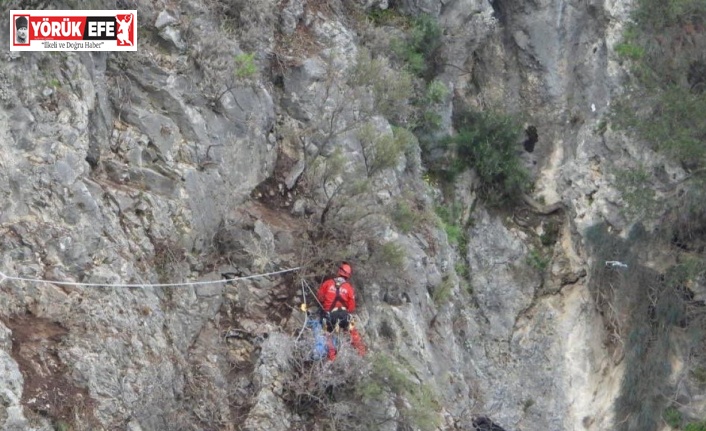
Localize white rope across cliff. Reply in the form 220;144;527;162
0;266;302;288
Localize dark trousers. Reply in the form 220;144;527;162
322;309;350;332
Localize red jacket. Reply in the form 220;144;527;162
317;277;356;312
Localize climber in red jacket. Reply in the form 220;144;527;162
316;262;366;360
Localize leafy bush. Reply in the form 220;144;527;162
435;203;466;245
371;242;407;272
585;223;706;431
417;79;449;132
436;109;528;206
391;201;425;234
609;0;706;245
426;79;449;104
53;421;70;431
615;42;645;61
686;422;706;431
664;406;683;428
367;7;410;27
526;248;549;272
611;0;706;171
357;354;441;430
540;220;561;246
350;48;415;125
392;13;443;80
234;52;257;80
614;167;658;220
432;276;454;305
357;122;410;176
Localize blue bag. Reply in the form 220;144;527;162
308;318;329;361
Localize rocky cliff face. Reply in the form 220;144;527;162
0;0;699;430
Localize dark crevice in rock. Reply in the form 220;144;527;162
488;0;507;25
521;194;565;215
473;415;509;431
523;125;538;153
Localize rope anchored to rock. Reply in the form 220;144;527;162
0;266;302;288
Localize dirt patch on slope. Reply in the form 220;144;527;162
3;314;97;427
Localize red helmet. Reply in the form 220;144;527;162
337;262;352;279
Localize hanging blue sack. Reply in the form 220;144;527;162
308;318;328;361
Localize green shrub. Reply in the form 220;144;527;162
611;0;706;171
614;167;658;220
421;110;444;131
54;421;70;431
432;277;454;304
615;42;645;60
685;421;706;431
372;242;406;272
540;220;561;246
584;223;704;431
692;367;706;384
664;406;683;428
435;203;464;245
526;249;549;271
438;109;528;206
350;48;415;124
366;7;409;27
358;354;441;431
455;261;470;280
391;202;420;233
416;80;449;131
393;13;442;80
426;79;449;104
234;52;257;80
358;123;408;176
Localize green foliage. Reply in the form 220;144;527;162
455;261;470;281
614;167;658;220
366;7;409;27
692;366;706;384
358;354;441;430
426;79;449;104
584;223;706;431
437;109;528;206
632;0;706;32
350;48;415;124
391;201;423;234
442;221;462;245
686;422;706;431
393;13;442;80
624;87;706;166
372;242;407;272
435;203;463;244
526;249;549;271
664;406;683;428
421;110;443;131
234;52;257;80
540;220;561;246
432;277;454;304
358;123;410;176
417;80;449;131
615;42;645;60
611;0;706;170
54;421;70;431
665;257;705;288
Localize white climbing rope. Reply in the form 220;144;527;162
0;266;301;288
296;279;309;342
295;279;325;341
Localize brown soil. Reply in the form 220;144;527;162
2;314;97;428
